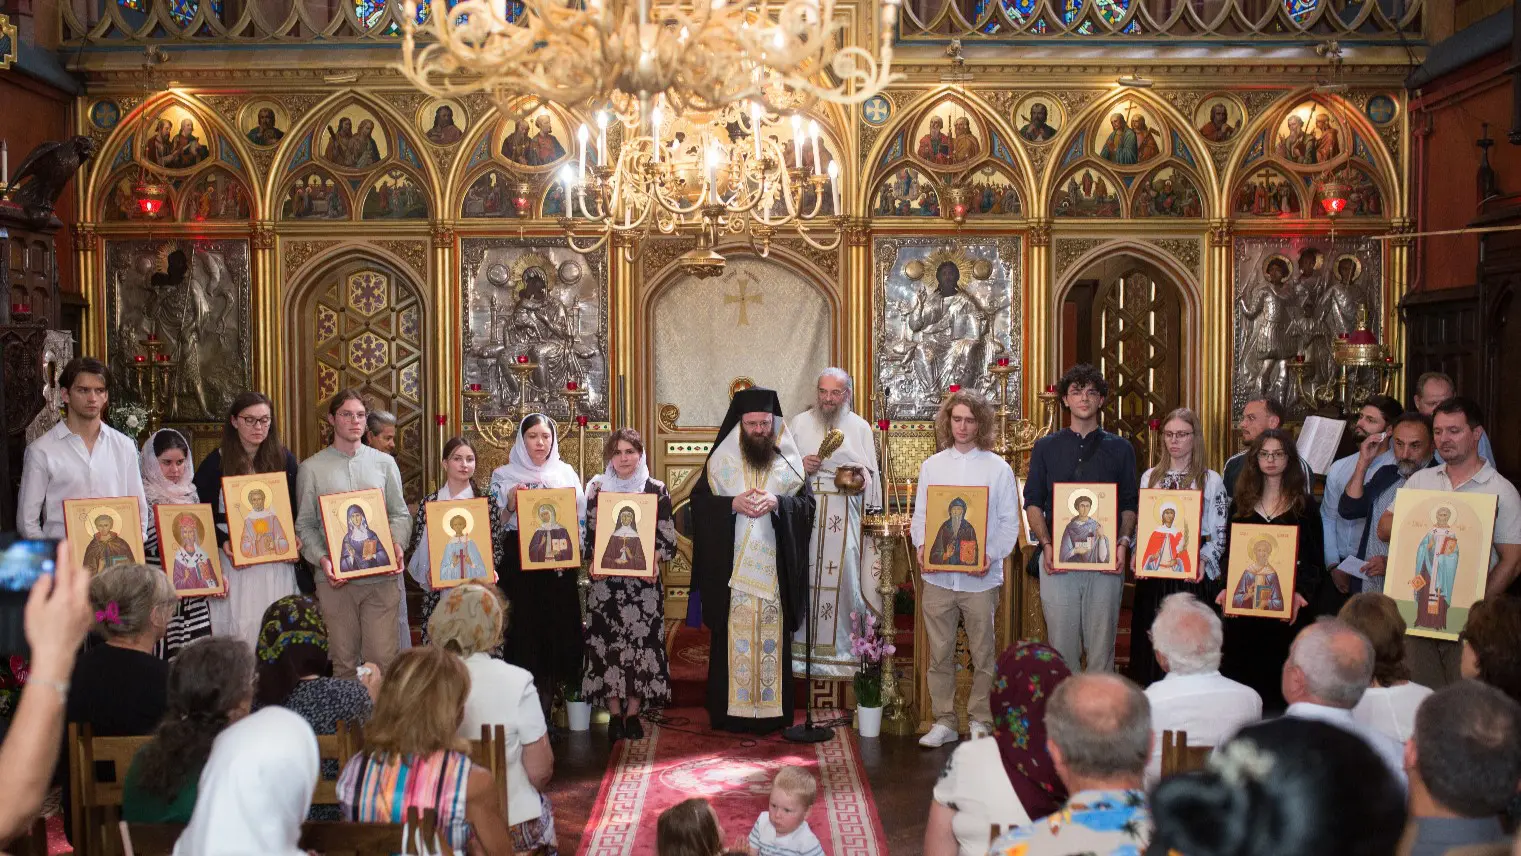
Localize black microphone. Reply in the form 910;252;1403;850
773;445;808;486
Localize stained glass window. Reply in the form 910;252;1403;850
162;0;221;26
1284;0;1320;25
1001;0;1037;22
356;0;386;28
116;0;146;11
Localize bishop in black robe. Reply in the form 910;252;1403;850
689;388;816;734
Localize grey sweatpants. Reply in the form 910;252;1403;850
1039;562;1124;672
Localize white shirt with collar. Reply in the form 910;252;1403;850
17;421;150;540
1144;669;1262;784
1284;701;1407;785
911;445;1021;594
1402;460;1521;571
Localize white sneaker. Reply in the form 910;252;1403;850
969;720;992;741
919;723;960;748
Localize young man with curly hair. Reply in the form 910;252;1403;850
1024;364;1139;674
911;389;1022;748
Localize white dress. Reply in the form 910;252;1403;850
207;487;298;648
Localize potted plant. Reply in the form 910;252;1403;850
850;610;895;738
563;680;592;732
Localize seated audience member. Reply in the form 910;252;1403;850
1338;593;1432;742
429;584;556;852
254;594;378;819
1401;681;1521;856
172;706;318;856
336;646;515;855
1148;718;1407;856
0;542;92;846
927;641;1072;856
1282;618;1405;783
657;798;724;856
988;674;1152;856
748;766;823;856
1460;597;1521;704
123;638;256;823
1144;593;1262;783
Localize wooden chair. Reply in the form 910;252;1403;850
313;720;361;809
69;724;152;856
1159;729;1214;777
117;821;183;856
121;815;447;856
468;723;509;808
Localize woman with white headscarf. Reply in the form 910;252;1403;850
140;428;213;658
490;413;586;722
172;705;318;856
580;428;674;741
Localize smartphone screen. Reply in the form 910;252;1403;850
0;538;59;656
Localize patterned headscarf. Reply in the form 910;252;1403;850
427;583;505;659
256;595;327;664
991;641;1072;819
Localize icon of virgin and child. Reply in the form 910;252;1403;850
1411;505;1461;631
170;512;218;591
1140;502;1191;577
340;502;391;573
528;503;576;563
599;502;648;571
1231;538;1285;612
438;510;490;581
240;485;291;559
930;496;979;566
1059;491;1110;565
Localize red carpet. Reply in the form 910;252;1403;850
576;709;885;856
665;621;711;708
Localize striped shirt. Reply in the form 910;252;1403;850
337;750;475;850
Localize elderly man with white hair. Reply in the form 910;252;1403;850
785;367;882;682
1142;593;1261;783
1282;617;1406;784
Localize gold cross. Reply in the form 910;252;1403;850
724;280;763;326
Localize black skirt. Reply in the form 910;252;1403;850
498;530;585;707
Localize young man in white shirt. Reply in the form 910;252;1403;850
911;390;1022;748
17;357;149;540
1377;397;1521;687
1143;592;1261;784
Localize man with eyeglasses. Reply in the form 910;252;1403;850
1024;363;1139;673
1376;398;1521;687
18;357;150;541
1222;398;1312;498
1318;395;1402;611
294;389;413;678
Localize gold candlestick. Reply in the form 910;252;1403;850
560;382;590;480
130;336;176;433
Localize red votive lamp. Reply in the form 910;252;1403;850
576;415;588;427
134;355;145;363
566;381;578;391
468;383;482;391
516;354;528;364
877;419;890;432
436;415;448;426
147;332;158;342
948;384;961;393
1148;418;1162;431
1046;384;1056;393
997;357;1010;367
1294;353;1305;364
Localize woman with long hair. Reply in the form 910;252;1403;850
122;638;255;823
489;413;586;722
336;646;516;855
405;436;505;650
656;798;724;856
1214;428;1323;712
193;391;302;646
139;428;213;657
582;428;674;741
1127;408;1229;686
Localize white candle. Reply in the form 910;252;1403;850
706;144;718;204
751;102;762;161
651;106;662;162
596;111;609;165
808;119;821;176
577;123;589;179
828;160;840;212
790;115;803;169
559;165;575;214
1;141;7;188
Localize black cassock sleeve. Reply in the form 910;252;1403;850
689;473;817;633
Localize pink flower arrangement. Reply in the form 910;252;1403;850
849;610;896;708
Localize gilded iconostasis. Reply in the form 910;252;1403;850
71;56;1409;490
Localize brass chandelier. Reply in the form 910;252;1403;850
396;0;904;122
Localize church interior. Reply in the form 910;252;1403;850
2;0;1520;852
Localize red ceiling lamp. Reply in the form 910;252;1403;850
129;47;172;221
1317;176;1350;218
131;172;171;219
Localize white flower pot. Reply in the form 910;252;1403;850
856;705;883;738
566;701;592;731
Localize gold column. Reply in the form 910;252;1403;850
1025;221;1052;410
1204;220;1234;467
250;225;279;397
431;224;458;481
610;233;637;429
71;223;103;356
1386;219;1413;394
845;217;872;412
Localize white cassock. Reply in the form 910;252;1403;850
785;406;883;680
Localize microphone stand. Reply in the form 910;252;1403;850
785;465;833;744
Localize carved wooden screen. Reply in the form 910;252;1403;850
1095;271;1182;461
301;260;427;501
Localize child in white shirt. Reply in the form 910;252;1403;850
746;766;825;856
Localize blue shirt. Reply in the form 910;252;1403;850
1322;449;1394;567
988;788;1150;856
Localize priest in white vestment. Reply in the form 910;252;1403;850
786;368;883;681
